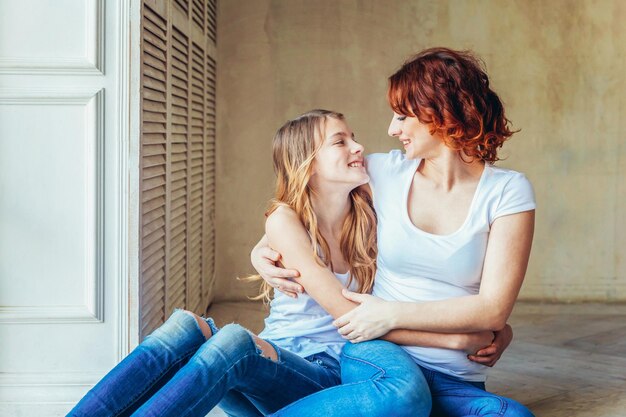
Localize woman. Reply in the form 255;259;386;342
68;110;493;417
253;48;536;416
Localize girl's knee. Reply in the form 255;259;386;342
219;324;278;361
215;323;249;342
148;309;207;345
181;310;213;340
196;324;277;363
251;335;278;362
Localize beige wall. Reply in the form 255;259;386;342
215;0;626;303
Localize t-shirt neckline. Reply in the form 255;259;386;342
402;160;488;238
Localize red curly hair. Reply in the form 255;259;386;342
387;47;516;162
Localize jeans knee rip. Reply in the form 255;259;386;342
178;309;214;341
246;330;280;363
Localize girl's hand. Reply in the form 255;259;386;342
333;290;396;343
468;324;513;367
250;238;302;298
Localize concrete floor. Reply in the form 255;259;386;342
488;302;626;417
205;301;626;417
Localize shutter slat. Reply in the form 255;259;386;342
143;222;166;246
143;206;166;227
175;0;189;15
143;65;166;83
142;187;166;204
143;100;167;113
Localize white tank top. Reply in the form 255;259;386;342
259;270;356;360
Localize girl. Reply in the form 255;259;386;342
68;110;493;417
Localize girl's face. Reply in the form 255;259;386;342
388;112;443;160
310;117;369;190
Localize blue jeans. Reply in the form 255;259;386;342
258;340;432;417
67;309;340;417
420;365;535;417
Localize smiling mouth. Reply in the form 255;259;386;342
401;139;411;146
348;161;363;168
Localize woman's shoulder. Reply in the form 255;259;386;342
366;150;420;179
482;165;536;221
484;165;533;190
367;149;417;164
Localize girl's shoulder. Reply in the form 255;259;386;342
266;205;300;231
267;204;296;218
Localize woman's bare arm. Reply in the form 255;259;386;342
250;234;303;297
333;210;534;341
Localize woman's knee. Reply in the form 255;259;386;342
386;361;431;417
395;386;432;417
341;341;431;416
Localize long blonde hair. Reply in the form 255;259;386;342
250;109;377;302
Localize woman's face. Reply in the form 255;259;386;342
388;112;443;160
311;117;369;189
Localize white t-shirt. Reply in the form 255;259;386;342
367;150;536;381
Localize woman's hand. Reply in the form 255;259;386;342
250;236;302;298
467;324;513;367
458;331;495;355
333;290;397;343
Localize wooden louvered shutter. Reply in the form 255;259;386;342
140;0;217;338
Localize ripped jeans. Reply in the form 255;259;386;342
67;309;340;417
265;340;432;417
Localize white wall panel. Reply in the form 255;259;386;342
0;0;104;74
0;89;104;323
